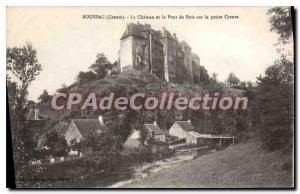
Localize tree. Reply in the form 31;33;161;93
199;65;210;85
7;79;18;115
89;53;112;79
248;8;294;151
267;7;293;44
227;72;240;86
210;72;218;83
253;56;293;150
44;131;67;157
76;70;96;85
6;43;42;181
38;89;51;104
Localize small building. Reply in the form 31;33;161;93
65;116;106;144
169;120;195;140
64;116;107;156
143;121;166;142
187;132;236;147
186;132;217;144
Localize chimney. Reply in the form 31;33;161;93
98;115;104;125
153;121;157;126
34;108;39;120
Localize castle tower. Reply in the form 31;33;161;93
192;53;201;84
180;41;193;82
118;23;199;83
118;23;164;79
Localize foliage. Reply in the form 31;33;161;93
89;53;113;79
267;7;293;44
251;56;293;150
199;65;210;85
77;70;97;85
7;42;42;181
246;7;294;151
44;131;68;157
38;89;51;104
227;72;240;87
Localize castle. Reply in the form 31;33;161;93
118;22;201;84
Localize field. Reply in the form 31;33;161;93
124;140;294;188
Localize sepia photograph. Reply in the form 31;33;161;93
6;6;294;188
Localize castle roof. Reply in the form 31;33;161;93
121;23;162;40
192;53;200;60
161;27;174;40
180;41;191;48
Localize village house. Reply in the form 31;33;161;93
169;120;236;147
143;121;166;142
169;119;195;142
65;116;106;144
64;116;107;155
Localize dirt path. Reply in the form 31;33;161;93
109;154;195;188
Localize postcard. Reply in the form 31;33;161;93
6;6;294;188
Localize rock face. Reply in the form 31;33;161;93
118;23;200;84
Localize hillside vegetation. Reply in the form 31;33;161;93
47;70;248;141
125;141;293;188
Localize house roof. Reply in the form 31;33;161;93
175;121;195;132
144;123;165;135
188;132;211;138
188;132;236;139
72;119;106;138
49;121;69;137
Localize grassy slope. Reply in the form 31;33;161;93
125;141;293;188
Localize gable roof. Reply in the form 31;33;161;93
144;124;165;135
72;119;106;138
49;121;69;137
175;121;195;132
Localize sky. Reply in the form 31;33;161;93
6;7;286;101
